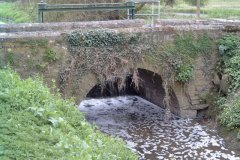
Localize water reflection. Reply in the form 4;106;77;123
79;96;239;160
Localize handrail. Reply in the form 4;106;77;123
38;1;136;23
131;0;161;27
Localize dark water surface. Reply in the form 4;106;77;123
79;96;240;160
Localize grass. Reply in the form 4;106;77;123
0;2;33;23
139;0;240;20
208;0;240;7
0;68;138;160
207;8;240;19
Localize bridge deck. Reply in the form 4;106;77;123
0;19;239;41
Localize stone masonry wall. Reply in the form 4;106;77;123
1;19;240;118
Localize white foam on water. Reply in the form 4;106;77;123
79;96;240;160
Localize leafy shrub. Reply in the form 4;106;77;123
45;48;58;62
219;96;240;130
218;34;240;92
215;96;227;110
217;35;240;139
0;69;137;160
68;29;142;48
218;34;240;59
176;64;194;83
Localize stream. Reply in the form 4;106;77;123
79;96;240;160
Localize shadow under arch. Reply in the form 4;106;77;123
86;68;180;116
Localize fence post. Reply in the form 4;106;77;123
127;1;135;19
38;0;47;23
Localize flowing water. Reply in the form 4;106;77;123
79;96;240;160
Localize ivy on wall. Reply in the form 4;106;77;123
67;29;142;48
144;33;213;83
59;29;147;94
59;29;214;106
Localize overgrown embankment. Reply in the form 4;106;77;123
0;69;137;159
213;34;240;142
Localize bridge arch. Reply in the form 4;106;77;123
84;68;180;116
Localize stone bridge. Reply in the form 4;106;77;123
1;19;240;118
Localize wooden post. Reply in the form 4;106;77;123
196;0;200;19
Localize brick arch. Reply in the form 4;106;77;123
82;68;181;116
78;55;212;118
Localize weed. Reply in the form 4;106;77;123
176;64;194;83
5;50;15;66
45;48;58;62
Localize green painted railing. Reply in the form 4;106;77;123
38;1;136;23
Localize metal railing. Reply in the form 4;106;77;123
132;0;160;27
38;0;136;23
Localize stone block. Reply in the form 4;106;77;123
220;74;231;94
191;104;208;110
180;109;197;118
191;99;200;105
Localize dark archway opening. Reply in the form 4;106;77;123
86;75;139;98
86;68;180;116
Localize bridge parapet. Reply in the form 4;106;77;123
0;20;145;41
1;19;240;41
0;20;144;33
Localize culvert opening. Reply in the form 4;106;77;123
86;68;180;116
86;75;138;98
